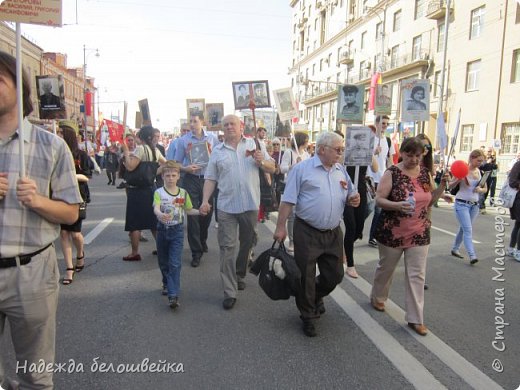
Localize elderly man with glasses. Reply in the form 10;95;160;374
274;132;360;337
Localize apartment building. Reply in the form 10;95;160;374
288;0;520;178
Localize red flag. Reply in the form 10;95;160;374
369;73;382;111
85;91;93;116
104;119;124;144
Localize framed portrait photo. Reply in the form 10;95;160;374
345;126;375;166
336;84;364;123
375;83;392;115
186;98;205;121
401;79;430;122
189;141;210;166
205;103;224;131
138;98;152;126
273;87;298;122
36;75;66;120
232;80;271;110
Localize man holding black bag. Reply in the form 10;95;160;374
274;132;360;337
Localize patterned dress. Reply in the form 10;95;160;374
374;165;433;248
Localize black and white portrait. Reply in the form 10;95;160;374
401;79;430;122
336;84;364;123
190;141;210;166
345;126;375;166
36;75;66;119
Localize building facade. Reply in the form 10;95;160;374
288;0;520;180
1;22;97;133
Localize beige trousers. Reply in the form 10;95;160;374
0;246;59;390
371;244;429;324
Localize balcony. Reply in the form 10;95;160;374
338;50;354;65
426;0;453;20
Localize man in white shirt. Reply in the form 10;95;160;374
367;115;395;247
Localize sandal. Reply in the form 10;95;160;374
62;268;75;286
75;252;85;272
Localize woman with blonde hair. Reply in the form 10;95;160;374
449;149;487;264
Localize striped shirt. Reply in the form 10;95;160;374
0;120;82;257
205;136;271;214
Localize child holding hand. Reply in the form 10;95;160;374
154;161;200;309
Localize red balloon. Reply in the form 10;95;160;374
450;160;469;179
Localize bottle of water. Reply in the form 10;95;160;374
407;192;416;214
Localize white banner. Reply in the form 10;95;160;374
0;0;62;26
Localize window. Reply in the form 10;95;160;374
312;63;316;76
320;59;323;71
315;18;318;31
361;31;367;49
516;3;520;24
437;23;445;53
412;35;422;60
390;45;399;68
375;22;383;40
393;10;401;32
328;53;332;67
512;49;520;83
466;60;481;91
415;0;427;20
470;6;485;39
460;125;474;152
359;60;367;79
320;11;326;45
502;123;520;153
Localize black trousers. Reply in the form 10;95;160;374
343;193;367;267
183;174;213;257
294;217;344;320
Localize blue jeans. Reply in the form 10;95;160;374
156;223;184;298
452;201;479;259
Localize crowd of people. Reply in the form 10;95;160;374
2;49;520;388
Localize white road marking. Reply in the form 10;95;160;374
431;225;482;244
261;218;501;389
83;218;114;245
346;277;502;390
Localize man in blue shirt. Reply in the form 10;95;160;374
174;114;218;267
274;132;360;337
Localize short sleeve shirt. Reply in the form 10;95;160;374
153;187;193;226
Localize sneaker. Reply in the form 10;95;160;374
168;296;179;309
368;238;377;247
214;222;219;228
513;250;520;262
506;247;516;257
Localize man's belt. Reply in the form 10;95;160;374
0;243;52;269
295;217;339;233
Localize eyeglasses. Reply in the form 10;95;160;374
325;145;345;154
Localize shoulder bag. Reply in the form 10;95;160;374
124;146;159;188
498;183;518;208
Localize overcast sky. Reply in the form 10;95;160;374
21;0;292;130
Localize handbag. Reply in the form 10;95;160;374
498;183;518;208
124;147;159;188
365;176;376;219
78;202;87;220
250;241;301;301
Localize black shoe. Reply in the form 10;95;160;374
107;181;112;185
302;319;317;337
152;250;158;255
237;280;246;290
315;298;325;315
451;250;464;259
368;238;377;247
161;286;168;296
424;283;429;290
191;255;201;267
470;258;479;265
202;242;208;253
112;182;116;186
117;182;127;189
169;296;179;310
223;297;236;310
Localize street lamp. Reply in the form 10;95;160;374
83;44;100;151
